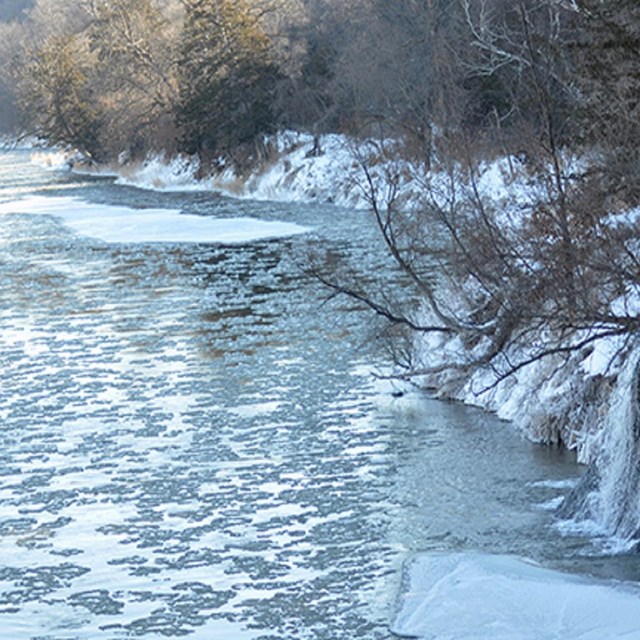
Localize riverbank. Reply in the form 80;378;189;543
30;132;372;207
29;131;640;547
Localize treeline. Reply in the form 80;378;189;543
0;0;635;178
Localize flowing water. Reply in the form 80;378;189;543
0;149;637;640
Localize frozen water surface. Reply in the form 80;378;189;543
0;149;638;639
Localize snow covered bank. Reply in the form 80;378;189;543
413;290;640;547
112;133;375;207
211;132;375;208
392;553;640;640
0;195;309;244
30;132;423;210
415;327;624;454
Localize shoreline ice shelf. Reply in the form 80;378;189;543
393;553;640;640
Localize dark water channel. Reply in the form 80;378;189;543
0;150;610;639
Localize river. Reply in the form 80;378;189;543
0;149;634;639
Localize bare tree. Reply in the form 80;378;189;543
312;0;640;399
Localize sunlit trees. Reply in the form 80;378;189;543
18;33;103;157
86;0;181;158
10;0;182;158
0;1;97;138
177;0;281;160
0;18;26;133
0;0;33;113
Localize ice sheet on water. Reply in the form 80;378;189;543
392;553;640;640
0;194;309;244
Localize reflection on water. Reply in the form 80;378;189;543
0;150;598;639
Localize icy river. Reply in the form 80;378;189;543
0;149;639;639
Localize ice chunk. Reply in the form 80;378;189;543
0;195;309;244
392;553;640;640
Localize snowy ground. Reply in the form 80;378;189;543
30;132;425;211
111;132;375;208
